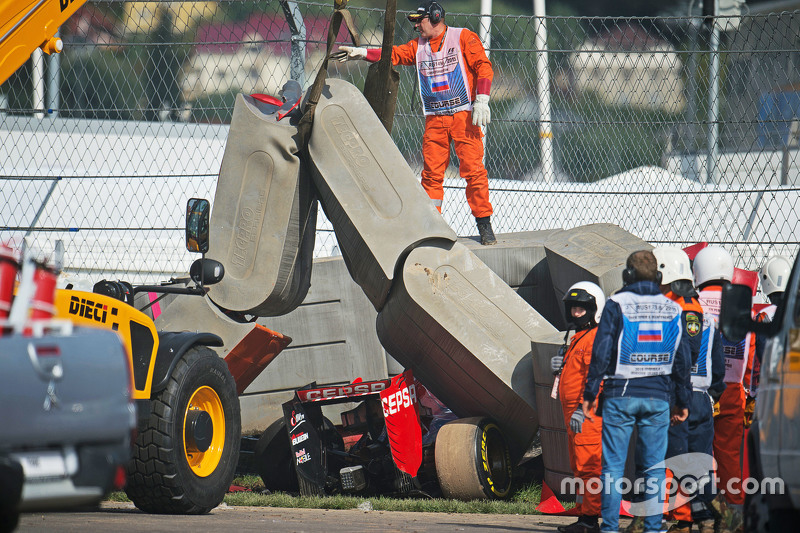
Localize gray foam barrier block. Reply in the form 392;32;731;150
531;335;573;495
544;223;653;303
207;93;317;316
459;230;566;331
308;78;456;311
376;240;559;462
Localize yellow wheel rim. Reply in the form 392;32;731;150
183;386;225;477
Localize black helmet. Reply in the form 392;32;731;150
562;281;605;329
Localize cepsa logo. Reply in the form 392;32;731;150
300;382;388;401
382;383;417;417
68;295;114;324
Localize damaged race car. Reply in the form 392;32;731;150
250;369;514;500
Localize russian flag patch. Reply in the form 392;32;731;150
638;323;663;343
432;78;450;92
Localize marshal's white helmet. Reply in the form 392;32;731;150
760;255;792;296
563;281;606;323
653;246;692;285
693;245;734;287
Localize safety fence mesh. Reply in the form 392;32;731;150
2;1;799;283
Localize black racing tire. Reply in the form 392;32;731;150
254;417;298;493
125;345;241;514
434;417;513;500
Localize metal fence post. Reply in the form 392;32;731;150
706;0;720;185
281;0;307;87
533;0;554;183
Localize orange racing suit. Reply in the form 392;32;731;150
366;27;493;218
558;326;602;517
698;284;754;506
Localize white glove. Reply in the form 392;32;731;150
334;46;367;62
472;94;491;127
569;409;585;434
550;354;564;374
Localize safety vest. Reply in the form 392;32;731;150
415;27;473;116
698;286;753;385
691;314;718;391
606;292;683;380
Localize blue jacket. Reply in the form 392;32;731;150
583;281;693;409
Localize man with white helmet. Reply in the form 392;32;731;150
750;255;793;408
653;247;724;533
758;254;791;310
582;250;691;533
693;245;748;531
551;281;605;533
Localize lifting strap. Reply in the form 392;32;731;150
297;0;361;146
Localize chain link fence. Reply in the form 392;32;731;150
2;1;799;283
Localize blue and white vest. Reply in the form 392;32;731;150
415;27;472;115
691;314;717;391
606;292;683;380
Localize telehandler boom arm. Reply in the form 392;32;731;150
0;0;85;86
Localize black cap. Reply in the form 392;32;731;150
408;1;444;23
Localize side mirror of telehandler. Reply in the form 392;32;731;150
186;198;210;254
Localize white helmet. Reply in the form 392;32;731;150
563;281;606;324
653;246;692;285
693;245;734;287
760;255;792;296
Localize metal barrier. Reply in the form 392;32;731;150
2;1;799;282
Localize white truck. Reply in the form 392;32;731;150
721;251;800;532
0;324;135;530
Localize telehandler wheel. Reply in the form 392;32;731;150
434;417;512;500
125;346;241;514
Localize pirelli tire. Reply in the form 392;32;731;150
125;345;241;514
434;417;513;500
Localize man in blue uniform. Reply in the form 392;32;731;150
582;250;692;533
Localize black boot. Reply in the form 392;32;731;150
557;515;599;533
476;216;496;245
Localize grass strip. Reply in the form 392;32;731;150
108;476;575;515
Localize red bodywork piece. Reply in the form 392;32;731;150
224;325;292;395
380;371;422;477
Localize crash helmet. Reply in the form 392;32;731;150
693;245;734;287
563;281;605;329
653;246;692;285
760;255;792;297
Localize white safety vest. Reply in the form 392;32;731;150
691;314;718;391
415;27;473;116
606;292;683;380
698;287;752;384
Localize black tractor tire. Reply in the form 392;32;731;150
434;417;513;500
254;417;298;493
125;346;241;514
